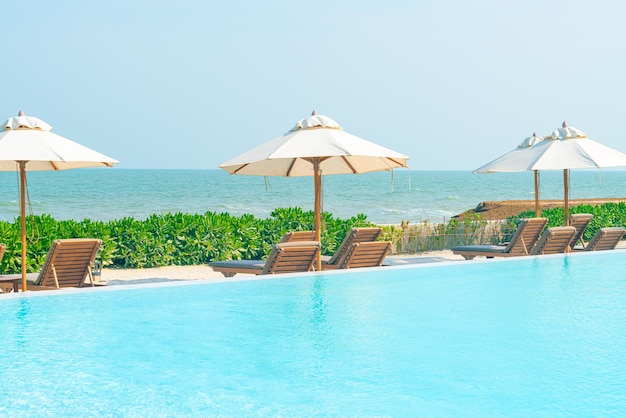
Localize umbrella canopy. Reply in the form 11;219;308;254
530;123;626;170
475;122;626;224
0;111;118;290
219;111;409;269
474;132;545;216
221;112;408;176
474;132;544;173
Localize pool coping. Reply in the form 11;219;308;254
1;248;624;300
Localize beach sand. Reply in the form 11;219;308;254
100;250;466;286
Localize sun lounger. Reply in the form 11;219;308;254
280;230;316;242
575;227;625;252
529;226;576;255
323;241;392;270
9;239;102;290
0;244;19;293
568;213;593;249
209;241;321;277
321;227;382;268
451;218;548;260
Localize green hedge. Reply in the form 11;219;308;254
4;202;624;274
0;207;374;273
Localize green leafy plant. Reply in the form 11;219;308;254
0;208;376;273
2;202;622;274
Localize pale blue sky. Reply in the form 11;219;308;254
3;1;625;170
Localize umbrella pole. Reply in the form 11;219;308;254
564;169;570;226
534;170;540;217
19;162;27;291
313;159;322;271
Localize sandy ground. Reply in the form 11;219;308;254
100;250;466;286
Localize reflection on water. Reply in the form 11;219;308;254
15;299;32;349
308;277;330;353
17;298;32;320
0;298;34;351
310;277;327;326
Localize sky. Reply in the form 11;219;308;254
3;0;626;170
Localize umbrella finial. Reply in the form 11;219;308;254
532;132;537;137
18;110;25;116
562;121;568;128
311;110;317;116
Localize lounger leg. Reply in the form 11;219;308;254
0;281;18;293
463;255;475;260
52;265;60;288
87;266;94;287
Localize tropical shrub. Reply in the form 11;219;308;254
0;208;375;273
2;202;623;274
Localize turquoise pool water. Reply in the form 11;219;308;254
1;251;626;417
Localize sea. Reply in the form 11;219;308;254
0;169;624;225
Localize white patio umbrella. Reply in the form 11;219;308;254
474;132;544;216
476;122;626;225
219;111;409;269
0;111;118;290
534;122;626;224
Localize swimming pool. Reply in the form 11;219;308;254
1;250;625;417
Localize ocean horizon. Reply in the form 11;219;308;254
0;169;625;225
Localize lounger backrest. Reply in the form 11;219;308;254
569;213;593;249
529;227;576;255
335;241;391;269
262;241;321;275
280;231;317;242
585;227;625;251
503;218;547;255
35;238;102;288
327;227;382;265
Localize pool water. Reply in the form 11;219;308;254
1;251;626;417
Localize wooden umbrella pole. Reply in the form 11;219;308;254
19;162;27;291
313;159;322;271
564;169;569;226
534;170;540;217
